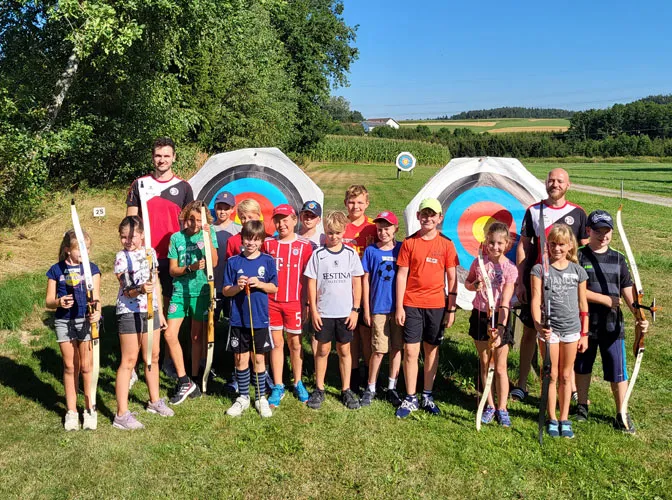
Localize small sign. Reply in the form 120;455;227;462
93;207;106;217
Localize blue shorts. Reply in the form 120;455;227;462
574;334;629;383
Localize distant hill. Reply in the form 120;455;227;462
440;107;574;120
634;94;672;105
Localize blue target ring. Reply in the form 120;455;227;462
208;178;288;212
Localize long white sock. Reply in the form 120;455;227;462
388;377;397;390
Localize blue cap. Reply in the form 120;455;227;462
301;200;322;217
214;191;235;207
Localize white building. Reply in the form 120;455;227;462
361;118;400;133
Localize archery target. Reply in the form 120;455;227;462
396;152;416;171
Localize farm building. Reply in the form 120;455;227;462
361;117;400;133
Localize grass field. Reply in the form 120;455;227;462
398;118;570;133
0;162;670;498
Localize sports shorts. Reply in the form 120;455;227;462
167;293;210;320
117;311;161;335
371;313;403;353
516;275;535;329
468;309;513;346
157;258;173;298
538;331;580;345
574;334;628;383
227;326;273;354
403;306;445;346
315;317;353;344
54;318;92;343
269;300;302;334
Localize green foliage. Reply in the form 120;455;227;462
568;101;672;140
445;106;575;120
0;272;44;330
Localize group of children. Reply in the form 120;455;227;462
47;186;648;437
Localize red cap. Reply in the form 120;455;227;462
272;204;296;217
373;210;398;225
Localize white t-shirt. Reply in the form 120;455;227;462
114;248;159;314
304;245;364;318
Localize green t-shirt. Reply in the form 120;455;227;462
168;229;219;297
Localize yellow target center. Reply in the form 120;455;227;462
472;215;497;243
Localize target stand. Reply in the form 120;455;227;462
396;152;416;179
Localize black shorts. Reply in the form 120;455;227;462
574;333;628;383
315;317;353;344
468;309;513;345
403;306;445;346
157;258;173;298
517;275;535;329
227;326;273;354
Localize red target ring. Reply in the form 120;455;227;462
457;201;516;257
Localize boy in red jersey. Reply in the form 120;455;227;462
264;204;313;406
395;198;459;418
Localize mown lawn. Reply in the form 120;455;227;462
0;162;670;499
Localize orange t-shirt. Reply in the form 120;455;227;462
397;231;459;308
343;217;378;257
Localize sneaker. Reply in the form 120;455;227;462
294;380;309;403
169;379;197;405
560;420;574;439
386;388;402;408
82;409;98;430
147;398;175;417
224;376;239;395
510;387;528;402
307;389;326;410
576;403;589;422
64;410;80;431
113;411;145;430
226;396;251;417
614;413;636;434
342;389;361;410
481;405;496;424
268;384;286;408
129;369;139;391
396;395;419;418
547;419;560;437
496;409;512;428
421;395;441;416
360;388;375;407
189;382;202;399
255;396;273;418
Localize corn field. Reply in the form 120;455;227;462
310;135;451;166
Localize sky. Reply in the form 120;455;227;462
337;1;672;119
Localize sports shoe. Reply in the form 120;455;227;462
481;405;496;424
496;409;512;428
64;410;80;431
255;396;273;417
307;389;326;410
226;395;251;417
113;411;145;430
386;388;402;408
342;389;361;410
82;409;97;430
576;403;589;422
224;372;239;395
294;380;309;403
560;420;574;439
396;395;419;418
360;388;375;407
268;384;286;408
510;387;528;402
147;398;175;417
169;379;197;405
421;395;441;415
547;419;560;437
129;369;139;391
614;413;636;434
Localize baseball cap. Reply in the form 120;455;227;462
373;210;399;225
300;200;322;217
272;204;296;217
418;198;442;214
214;191;235;207
588;210;613;229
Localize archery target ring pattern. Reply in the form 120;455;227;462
396;152;416;171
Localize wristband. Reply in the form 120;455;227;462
497;323;506;328
499;306;510;310
445;308;456;313
449;292;458;296
580;331;589;337
579;311;589;318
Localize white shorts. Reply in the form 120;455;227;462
538;331;580;344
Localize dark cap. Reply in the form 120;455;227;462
300;200;322;217
214;191;235;207
588;210;613;229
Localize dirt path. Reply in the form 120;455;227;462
571;183;672;207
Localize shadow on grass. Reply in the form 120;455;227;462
0;355;62;415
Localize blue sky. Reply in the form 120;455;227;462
338;1;672;119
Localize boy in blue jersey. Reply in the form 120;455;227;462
222;220;278;417
360;211;403;407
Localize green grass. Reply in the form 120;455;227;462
398;118;570;133
1;161;671;498
0;272;45;330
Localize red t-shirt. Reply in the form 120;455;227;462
263;236;313;303
397;231;459;309
343;217;377;258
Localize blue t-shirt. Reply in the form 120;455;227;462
224;253;278;329
46;261;101;320
361;242;402;315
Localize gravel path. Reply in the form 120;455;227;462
572;183;672;207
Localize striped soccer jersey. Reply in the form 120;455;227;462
264;236;313;303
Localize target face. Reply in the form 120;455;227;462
396;152;416;171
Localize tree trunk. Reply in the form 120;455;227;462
42;51;79;132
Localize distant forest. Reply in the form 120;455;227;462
439;107;575;120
